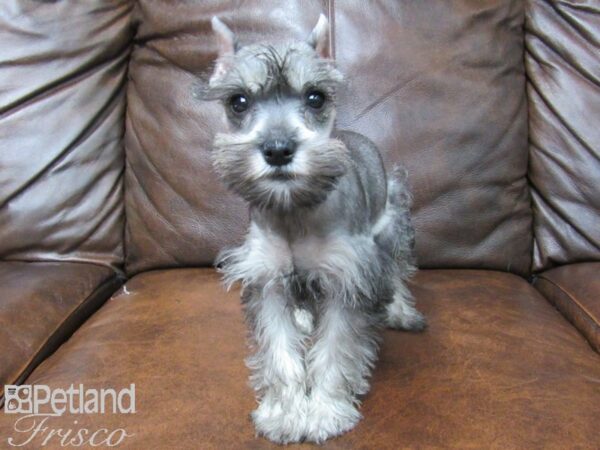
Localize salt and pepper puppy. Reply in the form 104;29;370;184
201;14;426;444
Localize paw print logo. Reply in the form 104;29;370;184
4;385;33;414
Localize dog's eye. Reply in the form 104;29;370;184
305;90;326;110
229;94;249;114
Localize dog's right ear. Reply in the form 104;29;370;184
308;14;330;59
210;17;237;83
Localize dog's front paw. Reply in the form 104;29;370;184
305;394;361;443
252;390;308;444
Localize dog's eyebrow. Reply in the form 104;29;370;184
284;57;342;95
300;80;338;96
200;77;259;100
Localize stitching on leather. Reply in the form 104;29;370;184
328;0;336;61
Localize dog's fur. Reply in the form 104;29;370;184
202;14;426;444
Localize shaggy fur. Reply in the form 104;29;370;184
202;14;426;444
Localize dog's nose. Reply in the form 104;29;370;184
261;139;296;167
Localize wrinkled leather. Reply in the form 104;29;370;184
526;0;600;271
0;0;133;269
2;269;598;449
335;0;531;275
0;261;120;402
534;263;600;353
125;0;532;276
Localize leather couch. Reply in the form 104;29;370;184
1;1;598;448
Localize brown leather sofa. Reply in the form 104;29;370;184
1;1;599;448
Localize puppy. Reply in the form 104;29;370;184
202;14;425;444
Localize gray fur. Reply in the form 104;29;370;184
204;14;425;444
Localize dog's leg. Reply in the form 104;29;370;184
385;279;427;331
305;299;379;443
244;284;309;444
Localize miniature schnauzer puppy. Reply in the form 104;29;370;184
202;14;426;444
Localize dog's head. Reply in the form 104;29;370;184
203;15;349;211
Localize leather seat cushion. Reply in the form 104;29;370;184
2;269;598;448
535;262;600;353
0;262;121;403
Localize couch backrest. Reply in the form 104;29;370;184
0;0;132;270
526;0;600;272
124;0;533;276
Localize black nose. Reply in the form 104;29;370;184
261;139;296;167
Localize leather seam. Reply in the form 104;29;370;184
1;258;124;278
0;273;123;404
328;0;336;60
537;275;600;329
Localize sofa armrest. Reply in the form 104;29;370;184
534;263;600;353
0;261;123;404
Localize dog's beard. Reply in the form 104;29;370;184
212;134;350;211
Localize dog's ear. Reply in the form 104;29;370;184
210;16;237;83
308;14;330;59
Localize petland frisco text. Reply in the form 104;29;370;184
4;384;136;447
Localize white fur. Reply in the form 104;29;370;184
308;13;330;59
246;284;310;443
385;280;423;330
293;307;314;335
218;222;291;289
293;233;381;306
304;300;376;442
372;202;394;236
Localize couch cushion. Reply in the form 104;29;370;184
124;0;531;276
335;0;531;275
534;263;600;353
0;262;121;403
3;269;598;448
0;0;133;269
526;0;600;271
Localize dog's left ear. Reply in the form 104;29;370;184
308;14;331;59
210;16;237;83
